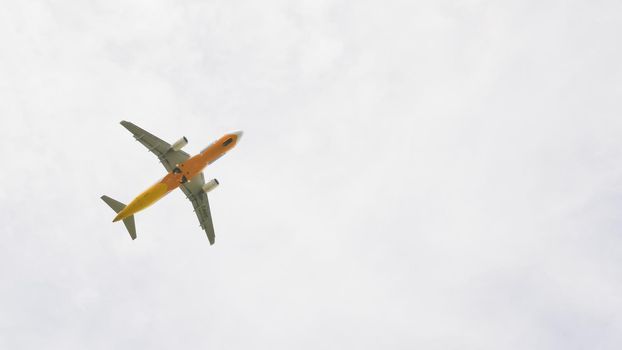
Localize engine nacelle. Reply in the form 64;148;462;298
171;137;188;152
202;179;220;193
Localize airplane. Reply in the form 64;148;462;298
101;121;243;245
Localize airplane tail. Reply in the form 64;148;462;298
100;195;137;240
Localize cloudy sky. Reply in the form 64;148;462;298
1;0;622;349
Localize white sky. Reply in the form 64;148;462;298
1;1;622;349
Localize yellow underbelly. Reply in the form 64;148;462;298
114;182;169;221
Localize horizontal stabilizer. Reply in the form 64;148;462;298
101;195;125;213
101;195;137;240
122;215;137;240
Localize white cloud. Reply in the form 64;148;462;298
1;0;621;349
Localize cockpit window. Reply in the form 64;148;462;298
222;138;233;147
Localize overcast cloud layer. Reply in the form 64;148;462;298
1;1;622;349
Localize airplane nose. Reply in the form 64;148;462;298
233;130;244;141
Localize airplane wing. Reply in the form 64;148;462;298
120;120;190;172
180;173;216;245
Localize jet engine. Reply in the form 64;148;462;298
171;137;188;151
202;179;220;193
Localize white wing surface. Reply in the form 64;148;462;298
120;121;190;172
180;173;216;245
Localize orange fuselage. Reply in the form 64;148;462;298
113;132;241;222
